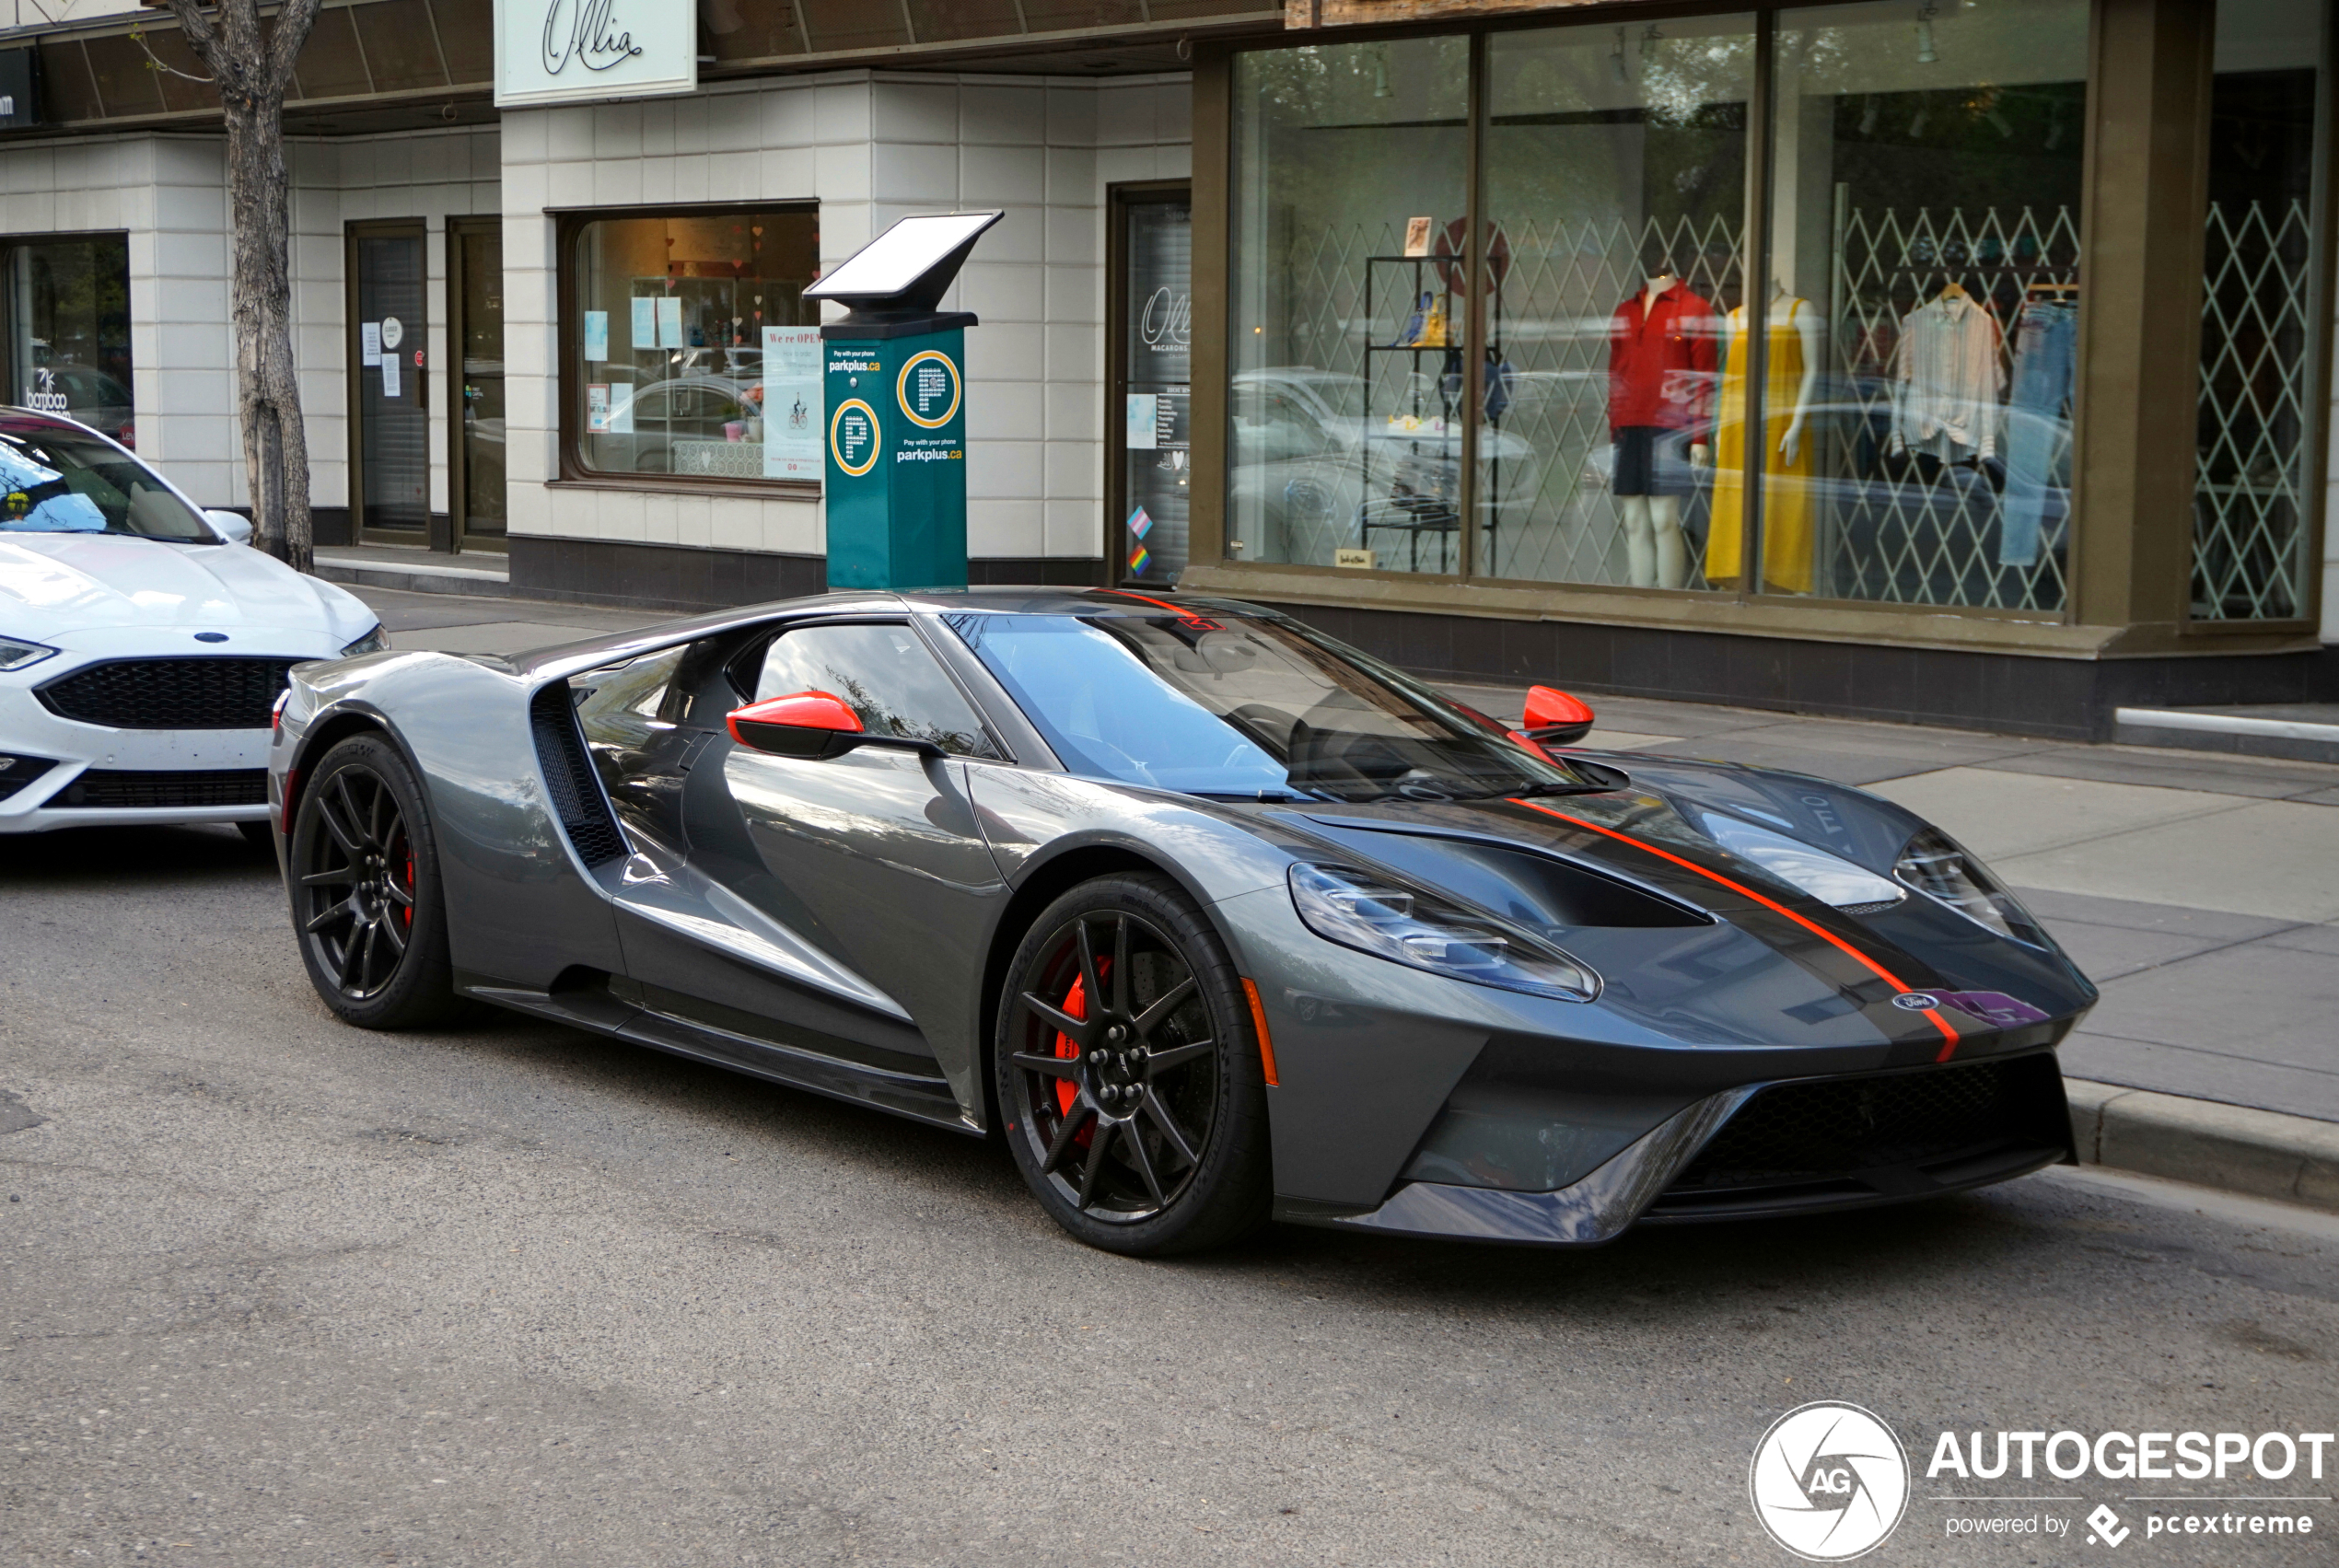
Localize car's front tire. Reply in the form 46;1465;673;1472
290;734;464;1029
995;874;1272;1256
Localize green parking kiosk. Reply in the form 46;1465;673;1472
804;211;1006;592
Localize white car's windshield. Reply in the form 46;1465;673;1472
946;608;1604;805
0;422;211;541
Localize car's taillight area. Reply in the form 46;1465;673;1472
272;690;291;737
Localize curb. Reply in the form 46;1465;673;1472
2066;1078;2339;1213
314;556;512;599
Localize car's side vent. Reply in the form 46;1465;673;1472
529;682;627;867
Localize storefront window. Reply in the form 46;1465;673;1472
1481;17;1751;587
1765;0;2089;610
6;234;134;448
566;208;821;483
2192;0;2327;621
1117;192;1193;585
1228;38;1471;575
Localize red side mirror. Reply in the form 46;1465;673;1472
1520;685;1595;747
727;691;866;760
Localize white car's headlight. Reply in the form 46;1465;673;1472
0;635;59;671
1289;862;1600;1002
340;625;390;656
1693;809;1906;912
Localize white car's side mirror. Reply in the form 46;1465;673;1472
205;509;255;544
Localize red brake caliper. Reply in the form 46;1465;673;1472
1053;961;1110;1137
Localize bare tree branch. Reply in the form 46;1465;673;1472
127;26;216;87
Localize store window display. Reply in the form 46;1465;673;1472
564;208;821;484
1609;265;1719;588
1704;283;1825;592
1477;16;1751;587
2190;0;2327;621
1227;39;1472;575
1763;0;2089;610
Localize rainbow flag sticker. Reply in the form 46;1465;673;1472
1127;542;1151;575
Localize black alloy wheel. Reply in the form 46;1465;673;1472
997;874;1270;1255
291;735;464;1028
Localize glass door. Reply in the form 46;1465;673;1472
450;219;506;552
1111;184;1193;585
348;221;429;542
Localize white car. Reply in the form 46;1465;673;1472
0;410;386;840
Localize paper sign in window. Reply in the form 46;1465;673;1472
583;311;609;362
761;326;822;479
360;322;381;366
631;296;657;350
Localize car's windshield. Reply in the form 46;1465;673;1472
0;424;209;540
945;608;1598;803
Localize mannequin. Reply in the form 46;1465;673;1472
1700;279;1825;593
1608;266;1716;589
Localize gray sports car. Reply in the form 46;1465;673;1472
266;589;2095;1255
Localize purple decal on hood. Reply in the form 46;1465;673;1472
1935;991;2050;1028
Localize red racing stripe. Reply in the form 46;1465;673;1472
1508;797;1962;1061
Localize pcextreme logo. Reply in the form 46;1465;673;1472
1750;1402;1912;1561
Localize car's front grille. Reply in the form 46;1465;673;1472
36;657;299;729
56;768;268;808
1649;1053;2069;1215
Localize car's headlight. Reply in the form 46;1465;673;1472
1288;862;1600;1002
340;625;390;656
0;634;59;671
1693;809;1906;912
1894;827;2045;945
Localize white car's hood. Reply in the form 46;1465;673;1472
0;531;374;645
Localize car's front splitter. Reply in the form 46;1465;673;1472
1274;1049;2077;1247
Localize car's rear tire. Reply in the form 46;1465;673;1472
995;874;1271;1256
290;734;464;1029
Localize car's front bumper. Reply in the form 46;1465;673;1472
0;680;272;833
1274;1049;2076;1247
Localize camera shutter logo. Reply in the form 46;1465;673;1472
1749;1401;1910;1561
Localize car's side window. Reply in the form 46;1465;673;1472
575;645;688;752
753;622;1003;761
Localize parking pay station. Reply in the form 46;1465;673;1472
805;211;1005;591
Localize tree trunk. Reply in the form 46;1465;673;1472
221;94;312;574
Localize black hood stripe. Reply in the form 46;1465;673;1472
1508;797;1964;1062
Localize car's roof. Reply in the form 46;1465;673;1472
509;587;1278;679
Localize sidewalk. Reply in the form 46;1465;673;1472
347;583;2339;1201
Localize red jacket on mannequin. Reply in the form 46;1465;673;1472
1608;281;1718;435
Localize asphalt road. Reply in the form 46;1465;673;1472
4;824;2336;1567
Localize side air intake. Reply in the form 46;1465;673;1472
529;681;627;867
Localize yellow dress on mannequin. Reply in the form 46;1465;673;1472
1706;298;1816;593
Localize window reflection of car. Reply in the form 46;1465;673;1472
31;365;134;448
1228;368;1541;569
591;374;759;473
1585;386;2074;599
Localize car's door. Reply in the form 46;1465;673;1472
599;616;1013;1117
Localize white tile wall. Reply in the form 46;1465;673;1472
499;70;1193;563
0;73;1192;566
0;126;497;517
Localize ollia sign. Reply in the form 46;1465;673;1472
495;0;697;109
